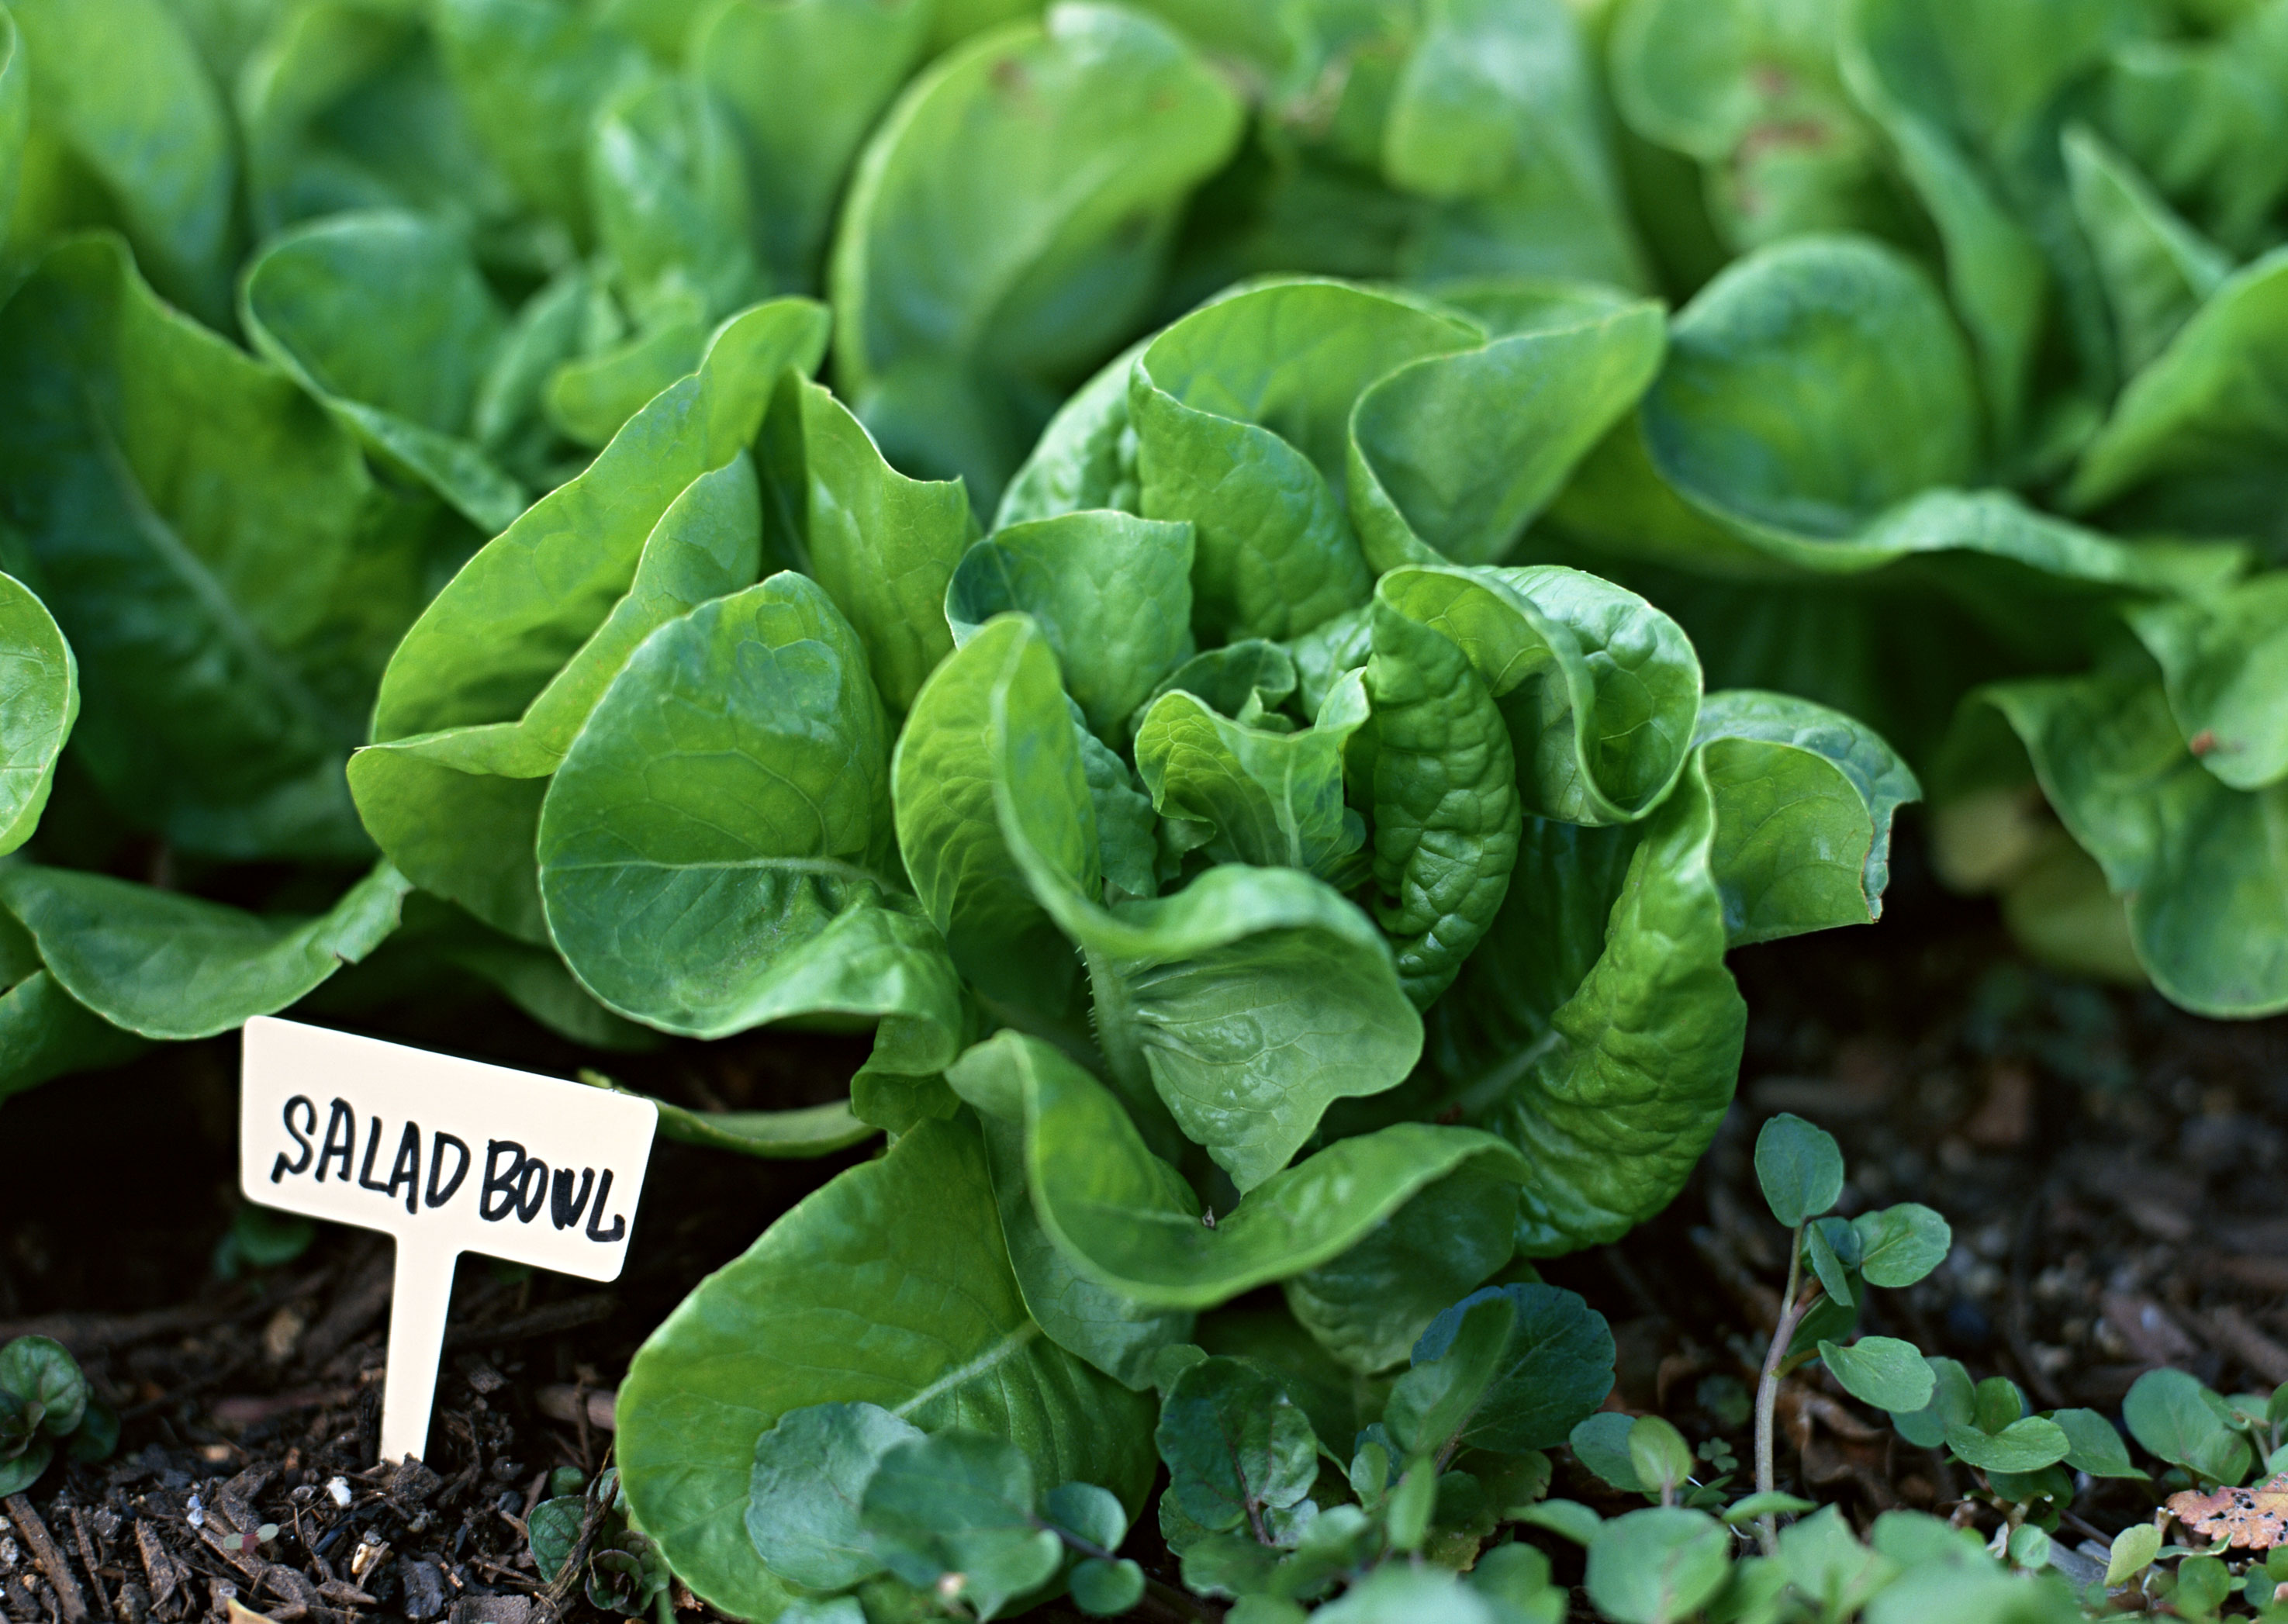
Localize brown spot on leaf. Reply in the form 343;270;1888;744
2190;730;2218;755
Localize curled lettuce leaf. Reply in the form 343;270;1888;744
949;510;1196;743
945;614;1422;1191
1979;652;2288;1018
946;1030;1527;1309
241;209;527;534
766;373;971;715
350;300;828;939
1129;280;1472;640
537;573;963;1070
0;233;414;862
1409;690;1916;1251
1134;671;1369;886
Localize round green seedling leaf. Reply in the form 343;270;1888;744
2106;1522;2161;1586
1851;1203;1951;1287
1888;1356;1975;1449
0;1435;54;1496
1069;1556;1146;1615
1628;1416;1695;1498
527;1498;586;1584
1390;1284;1616;1459
747;1401;924;1590
1585;1507;1731;1624
1754;1112;1843;1227
1943;1417;2070;1474
1156;1357;1319;1534
1043;1481;1126;1554
1569;1411;1643;1494
1819;1338;1934;1414
2124;1367;2252;1483
0;1336;84;1436
860;1432;1065;1622
2048;1408;2145;1481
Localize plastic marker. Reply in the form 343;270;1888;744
238;1016;658;1465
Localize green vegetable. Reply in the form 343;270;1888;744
19;5;2239;1615
0;1335;111;1496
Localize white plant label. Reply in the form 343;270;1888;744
239;1016;658;1466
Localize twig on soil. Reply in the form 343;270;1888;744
5;1492;90;1621
67;1505;110;1619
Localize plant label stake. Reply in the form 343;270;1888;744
239;1016;658;1466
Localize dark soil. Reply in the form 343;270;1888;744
4;821;2284;1622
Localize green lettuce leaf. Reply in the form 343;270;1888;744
240;209;526;534
615;1114;1155;1619
0;233;417;862
537;574;963;1067
766;374;971;714
949;510;1195;742
431;0;648;239
0;572;76;855
0;861;410;1041
831;2;1243;501
690;0;932;292
1979;660;2288;1016
1134;670;1369;885
953;615;1420;1189
1130;279;1474;641
12;0;237;320
945;1029;1528;1310
351;301;826;938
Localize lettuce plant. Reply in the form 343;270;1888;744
1536;0;2288;1017
534;271;1916;1618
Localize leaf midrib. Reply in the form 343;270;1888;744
88;393;349;748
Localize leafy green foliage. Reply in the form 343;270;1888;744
617;1116;1153;1619
526;1467;669;1617
1755;1113;1845;1228
31;2;2286;1615
0;570;75;855
0;1334;112;1496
